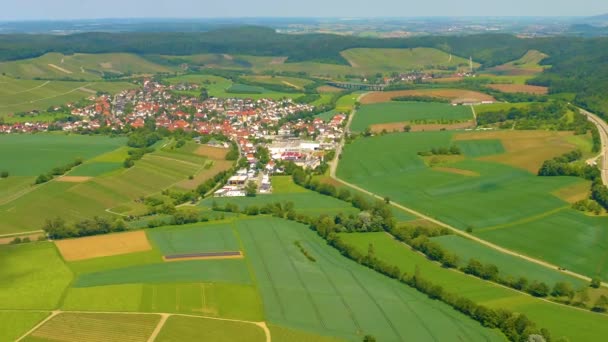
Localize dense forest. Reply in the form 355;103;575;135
1;26;608;118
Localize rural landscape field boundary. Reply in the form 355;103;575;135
10;309;271;342
331;97;608;288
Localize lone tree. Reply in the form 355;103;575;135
0;170;8;178
245;181;258;197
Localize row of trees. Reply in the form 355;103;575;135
418;145;462;156
537;150;599;180
43;216;127;239
476;101;592;133
123;147;155;168
215;196;551;342
35;158;83;184
391;95;450;103
538;149;608;212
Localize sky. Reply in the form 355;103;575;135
1;0;607;21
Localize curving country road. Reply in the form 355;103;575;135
580;107;608;186
330;97;606;287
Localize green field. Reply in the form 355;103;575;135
0;140;224;234
237;217;503;341
0;242;73;310
0;75;135;116
341;48;477;73
200;176;358;217
0;312;49;341
23;312;160;342
148;222;240;255
455;139;506;157
0;52;173;81
339;232;608;341
0;134;126;176
487;50;549;76
73;259;251;287
432;234;586;287
166;74;304;100
351;101;474;132
269;324;346;342
337;131;608;279
155;316;266;342
62;282;263;320
243;75;313;90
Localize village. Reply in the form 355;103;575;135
0;79;348;197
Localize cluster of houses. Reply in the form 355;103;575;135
1;79;349;197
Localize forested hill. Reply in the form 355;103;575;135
1;26;608;118
0;26;529;66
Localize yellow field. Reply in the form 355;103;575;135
195;145;229;160
552;181;592;203
55;230;152;261
454;130;579;173
27;313;160;342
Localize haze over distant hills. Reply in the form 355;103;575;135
0;16;608;36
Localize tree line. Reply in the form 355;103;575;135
35;158;83;184
538;149;608;212
220;196;552;342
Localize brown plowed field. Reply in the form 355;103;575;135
195;145;229;160
55;230;152;261
453;130;577;173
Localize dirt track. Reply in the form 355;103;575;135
15;310;271;342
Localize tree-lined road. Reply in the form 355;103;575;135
581;107;608;186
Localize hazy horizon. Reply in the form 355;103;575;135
1;0;607;21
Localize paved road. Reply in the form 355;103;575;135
580;107;608;186
329;98;606;287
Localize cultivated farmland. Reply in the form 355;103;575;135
361;89;496;104
154;316;266;342
351;101;474;132
200;176;359;217
339;232;608;341
23;312;160;342
236;217;503;341
488;50;549;76
0;76;135;117
0;242;72;310
337;130;608;280
0;139;227;234
487;84;549;94
341;48;477;73
0;52;173;80
0;312;49;342
55;230;152;261
0;134;125;176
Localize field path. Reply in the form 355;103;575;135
0;229;44;238
15;310;60;342
13;309;271;342
0;83;92;108
1;81;51;96
147;313;169;342
330;96;607;287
